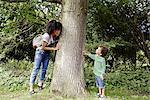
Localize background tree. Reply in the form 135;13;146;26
87;0;150;65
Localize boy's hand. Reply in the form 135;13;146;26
100;75;104;80
83;51;88;55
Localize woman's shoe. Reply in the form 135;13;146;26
38;86;43;92
29;90;35;95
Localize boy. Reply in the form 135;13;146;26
85;46;108;98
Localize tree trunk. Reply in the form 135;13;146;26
131;16;150;63
50;0;88;97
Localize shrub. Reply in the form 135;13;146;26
84;61;150;95
0;59;54;92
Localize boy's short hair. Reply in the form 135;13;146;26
99;46;108;57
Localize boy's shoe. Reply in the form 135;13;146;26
38;86;43;92
97;93;101;98
29;90;35;95
99;95;106;100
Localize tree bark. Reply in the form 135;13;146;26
131;16;150;63
50;0;88;97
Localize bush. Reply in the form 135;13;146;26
106;70;150;95
0;59;54;92
84;62;150;95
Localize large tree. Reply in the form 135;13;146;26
50;0;88;97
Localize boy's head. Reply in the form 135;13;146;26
96;46;108;57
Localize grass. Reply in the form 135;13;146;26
0;60;150;100
0;87;150;100
105;88;150;100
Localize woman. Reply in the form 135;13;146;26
29;20;62;94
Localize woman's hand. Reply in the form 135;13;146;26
54;43;60;50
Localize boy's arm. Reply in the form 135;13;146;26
99;59;106;80
87;53;95;60
101;59;106;75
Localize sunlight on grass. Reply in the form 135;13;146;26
0;88;150;100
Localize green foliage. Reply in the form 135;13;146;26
0;1;61;61
85;1;150;92
0;0;149;96
84;58;150;95
0;59;32;91
87;0;150;62
0;59;54;92
84;62;96;91
106;71;150;94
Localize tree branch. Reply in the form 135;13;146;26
1;0;27;3
1;0;62;4
43;0;62;4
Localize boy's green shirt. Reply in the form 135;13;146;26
87;53;106;76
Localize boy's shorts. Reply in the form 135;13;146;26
95;75;105;88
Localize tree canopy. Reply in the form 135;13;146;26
87;0;150;63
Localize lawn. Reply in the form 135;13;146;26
0;88;150;100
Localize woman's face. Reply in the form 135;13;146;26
52;30;61;37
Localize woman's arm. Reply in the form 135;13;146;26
41;41;59;51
